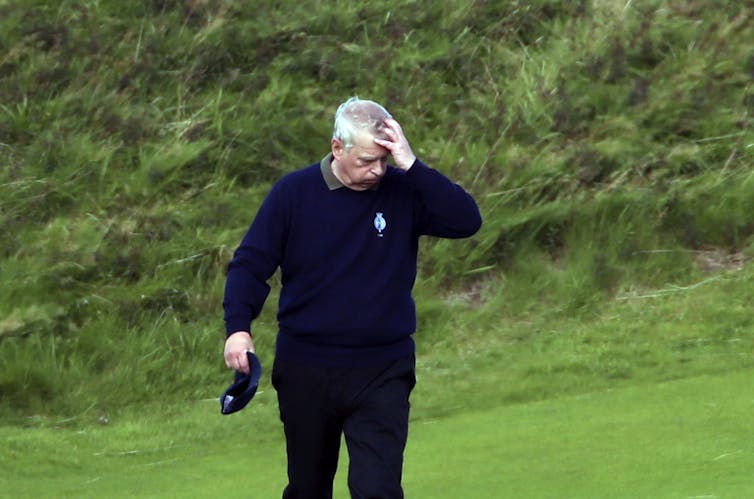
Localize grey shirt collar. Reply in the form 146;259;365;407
319;152;381;191
320;153;344;191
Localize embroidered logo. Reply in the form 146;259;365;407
374;212;387;237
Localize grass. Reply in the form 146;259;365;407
1;1;753;495
403;369;754;498
0;0;754;420
2;269;752;496
3;368;752;498
2;264;753;496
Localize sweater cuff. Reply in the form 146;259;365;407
225;320;252;338
403;158;428;176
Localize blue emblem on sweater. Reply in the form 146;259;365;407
374;212;387;236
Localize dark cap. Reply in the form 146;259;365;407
220;351;263;415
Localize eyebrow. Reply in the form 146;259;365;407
358;153;387;162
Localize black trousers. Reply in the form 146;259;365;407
272;355;416;499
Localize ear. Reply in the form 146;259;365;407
331;138;344;160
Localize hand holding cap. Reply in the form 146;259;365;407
220;351;263;415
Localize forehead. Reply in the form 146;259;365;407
350;133;389;157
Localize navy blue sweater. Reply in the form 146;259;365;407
223;156;482;367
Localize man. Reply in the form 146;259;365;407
223;97;482;498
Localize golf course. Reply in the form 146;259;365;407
1;1;752;497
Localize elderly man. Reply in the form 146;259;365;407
223;97;482;498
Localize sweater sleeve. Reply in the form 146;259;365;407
406;159;482;238
223;181;288;336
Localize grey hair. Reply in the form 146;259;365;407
332;96;392;149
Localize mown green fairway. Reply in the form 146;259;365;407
403;369;754;498
3;369;752;498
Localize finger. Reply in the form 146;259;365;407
373;137;396;149
381;123;401;139
239;353;250;374
226;354;245;373
382;129;401;143
384;118;402;132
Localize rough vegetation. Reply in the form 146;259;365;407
1;0;752;423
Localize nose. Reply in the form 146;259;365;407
370;159;387;177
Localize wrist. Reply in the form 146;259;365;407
229;330;252;342
400;155;417;171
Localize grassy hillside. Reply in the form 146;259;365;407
1;0;752;423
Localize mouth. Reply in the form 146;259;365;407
354;180;379;190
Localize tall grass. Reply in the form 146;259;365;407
1;0;752;421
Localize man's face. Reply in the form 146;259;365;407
332;133;390;191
